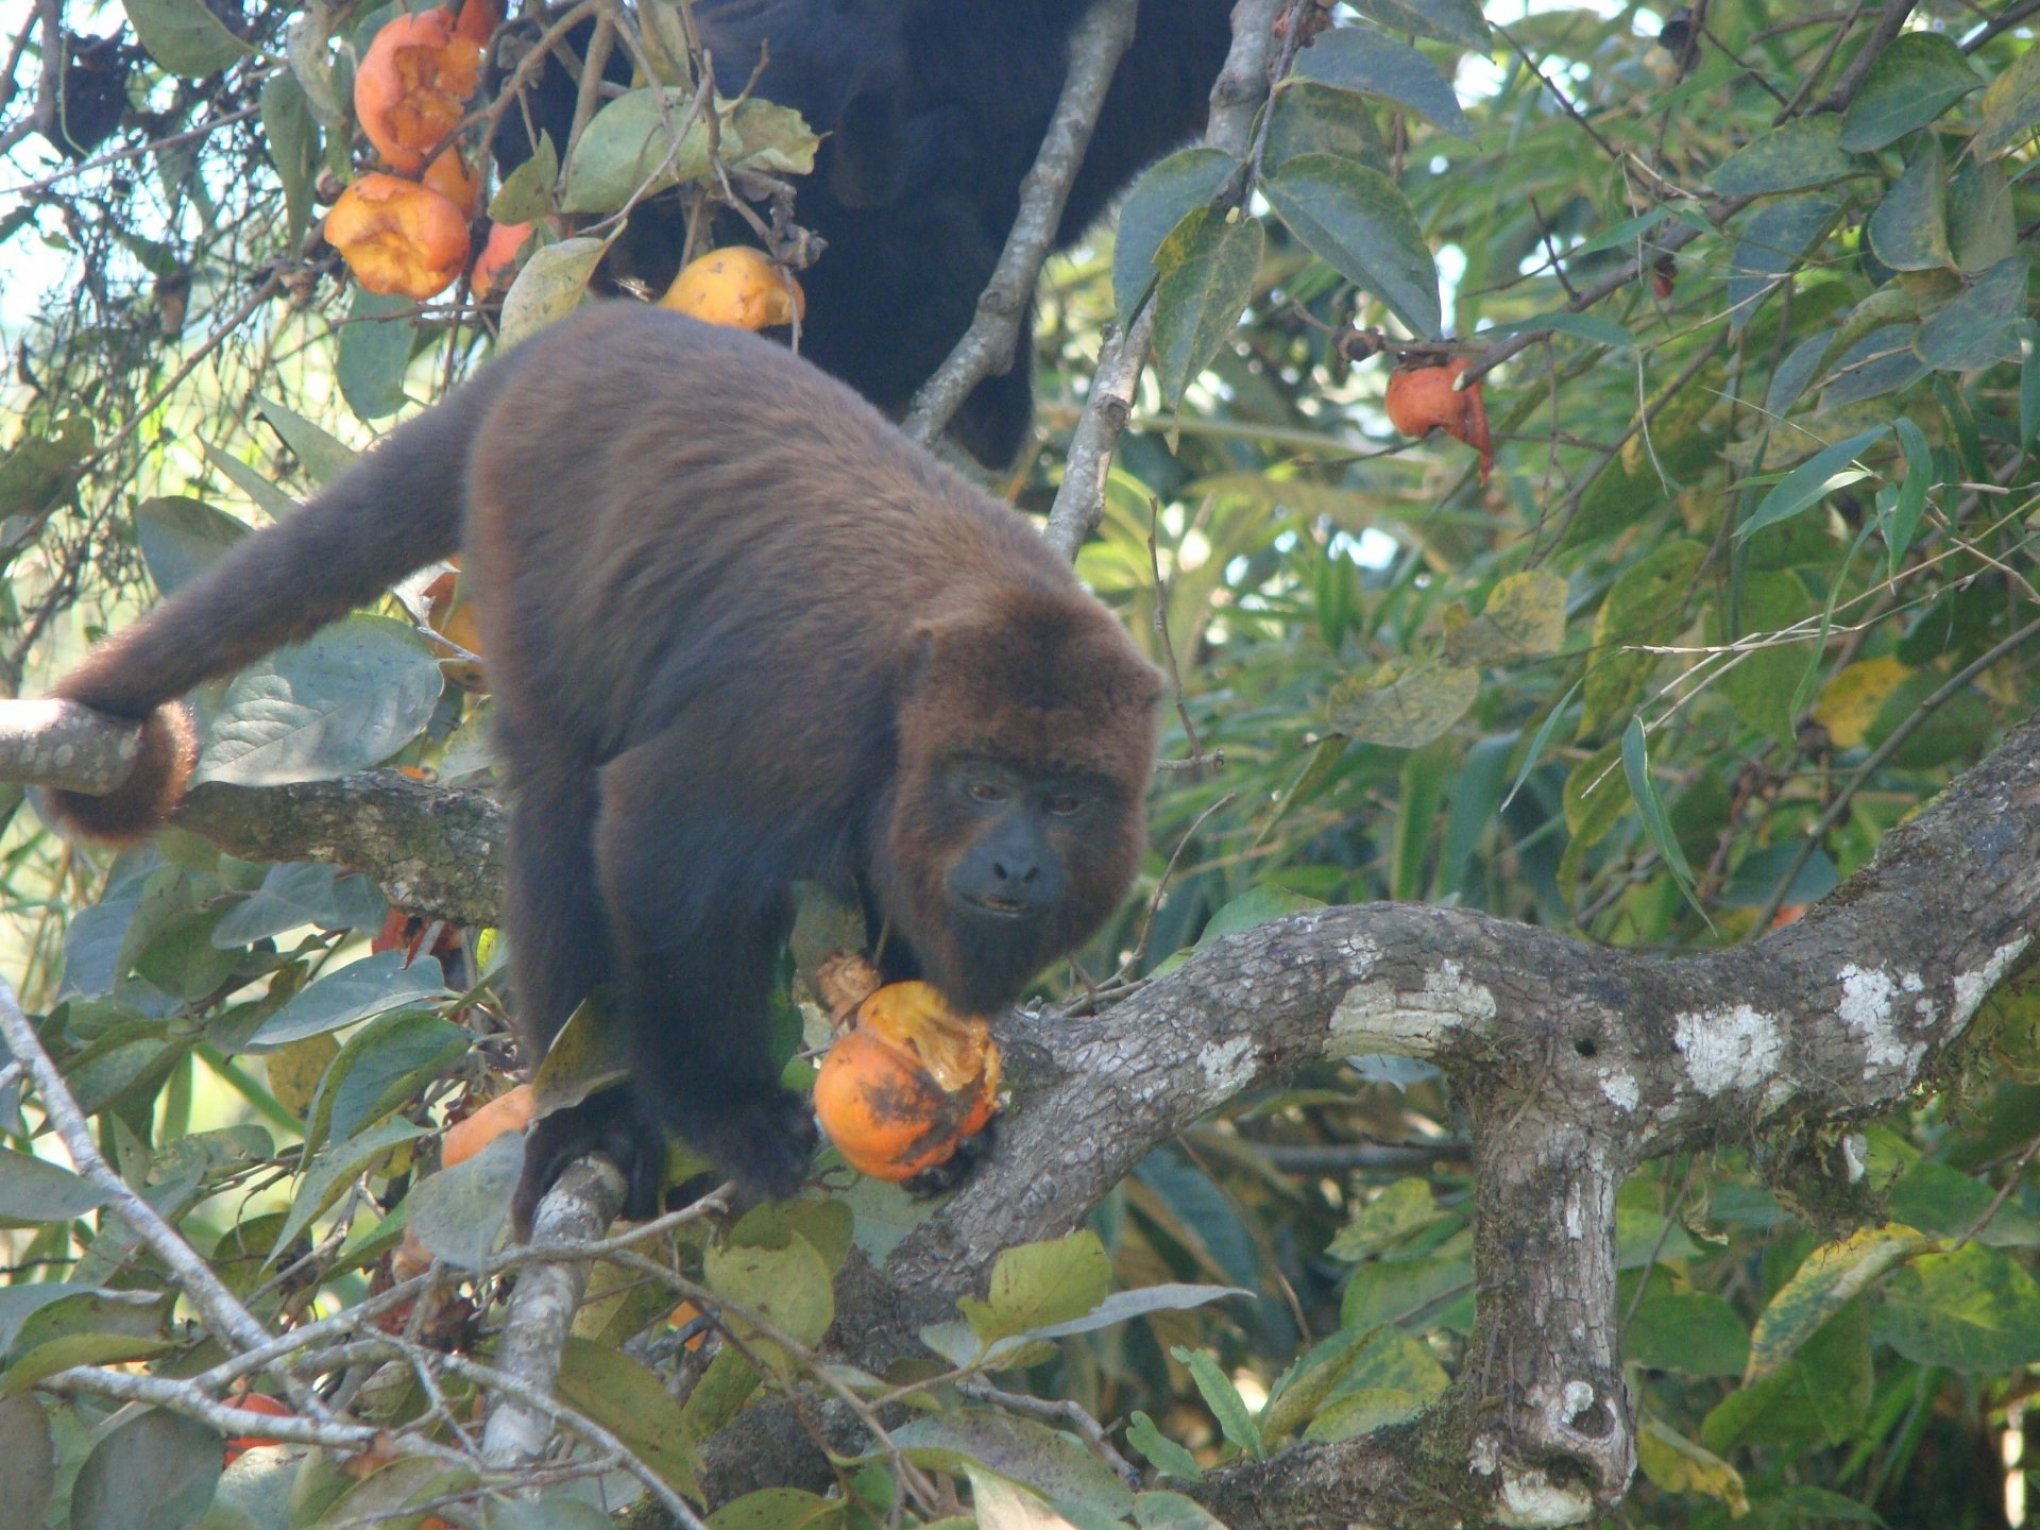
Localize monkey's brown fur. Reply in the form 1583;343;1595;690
48;305;1161;1220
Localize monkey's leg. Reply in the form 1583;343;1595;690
591;742;819;1202
502;748;667;1231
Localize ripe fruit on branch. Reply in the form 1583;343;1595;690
658;247;806;331
1384;357;1493;486
354;9;484;175
324;172;471;299
443;1082;536;1168
813;981;1000;1182
473;220;535;297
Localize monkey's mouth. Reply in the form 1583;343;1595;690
964;894;1032;919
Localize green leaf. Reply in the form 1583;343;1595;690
270;1116;424;1259
894;1411;1136;1521
1339;1254;1471;1333
1621;718;1694;886
2;1331;177;1395
722;98;820;177
1265;81;1387;173
212;862;386;947
0;414;93;518
243;948;448;1050
1299;1329;1447;1443
1326;1178;1440;1262
562;88;712;214
1443;569;1568;666
1736;426;1888;543
706;1488;842;1529
1977;42;2040;158
704;1229;836;1368
305;1009;470;1161
1748;1224;1932;1378
1578;541;1706;742
1348;0;1488;49
1261;153;1440;337
1728;195;1844;329
491;132;559;224
1111;147;1238;326
1886;417;1932;576
0;1397;54;1530
1324;656;1477;748
556;1337;703;1501
260;72;320;249
1874;1241;2040;1371
1713;569;1812;746
501;236;606;347
1481;310;1638;350
319;1459;479;1530
337;288;418;422
407;1128;520;1268
1948;161;2015;273
1290;28;1471;138
1126;1412;1201;1480
192;614;445;788
1151;208;1262;410
1171;1346;1266;1459
958;1230;1111;1346
134;497;248;595
1865;136;1951;273
1839;32;1982;151
71;1408;222;1530
1132;1490;1228;1528
253;395;356;486
1710;116;1858;196
0;1147;106;1222
121;0;250;76
1918;255;2030;372
1624;1291;1750;1376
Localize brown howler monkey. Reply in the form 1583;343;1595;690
46;305;1162;1221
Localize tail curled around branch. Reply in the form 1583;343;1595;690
45;352;526;842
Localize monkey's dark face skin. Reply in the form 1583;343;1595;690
873;754;1129;1015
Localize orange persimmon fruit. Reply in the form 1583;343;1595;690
813;981;1000;1181
325;172;471;299
658;246;806;331
354;8;484;175
223;1393;294;1463
422;568;487;689
422;145;484;220
473;219;535;296
1384;357;1493;486
443;1082;536;1168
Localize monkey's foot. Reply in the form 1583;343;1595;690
513;1093;667;1236
903;1116;998;1199
682;1087;820;1203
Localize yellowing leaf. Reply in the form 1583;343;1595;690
1746;1224;1934;1380
1812;656;1913;749
1637;1417;1749;1514
263;1032;339;1119
1444;569;1568;665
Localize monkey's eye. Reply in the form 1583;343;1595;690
966;781;1007;804
1047;793;1086;817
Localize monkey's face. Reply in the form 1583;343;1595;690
875;752;1139;1015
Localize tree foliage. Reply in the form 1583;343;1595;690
3;2;2040;1526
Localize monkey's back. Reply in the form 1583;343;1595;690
461;305;1108;856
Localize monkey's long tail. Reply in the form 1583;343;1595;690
47;355;524;842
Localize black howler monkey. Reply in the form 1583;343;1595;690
46;304;1162;1222
493;0;1235;465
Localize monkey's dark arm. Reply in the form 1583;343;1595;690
46;352;525;841
57;358;522;722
